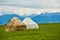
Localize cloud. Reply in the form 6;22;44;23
0;6;41;16
0;0;60;9
0;6;60;16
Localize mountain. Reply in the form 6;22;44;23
31;12;60;23
0;12;60;25
0;14;25;25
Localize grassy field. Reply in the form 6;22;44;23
0;23;60;40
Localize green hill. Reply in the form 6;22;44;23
0;23;60;40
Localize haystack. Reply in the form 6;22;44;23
5;17;26;32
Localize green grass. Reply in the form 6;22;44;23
0;23;60;40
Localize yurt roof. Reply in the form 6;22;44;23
10;17;21;21
23;17;37;24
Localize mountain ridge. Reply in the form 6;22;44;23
0;12;60;24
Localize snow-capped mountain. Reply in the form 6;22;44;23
31;12;60;23
0;12;60;24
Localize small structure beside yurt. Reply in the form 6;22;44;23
5;17;26;32
23;17;39;29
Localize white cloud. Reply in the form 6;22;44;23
0;6;60;16
0;14;3;16
0;0;60;9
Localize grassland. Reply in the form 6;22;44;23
0;23;60;40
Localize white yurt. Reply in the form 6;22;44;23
23;17;39;29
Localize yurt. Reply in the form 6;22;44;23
23;17;39;29
5;17;26;32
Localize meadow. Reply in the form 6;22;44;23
0;23;60;40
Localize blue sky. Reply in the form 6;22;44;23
0;0;60;9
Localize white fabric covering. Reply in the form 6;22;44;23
23;17;39;29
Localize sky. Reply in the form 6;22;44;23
0;0;60;16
